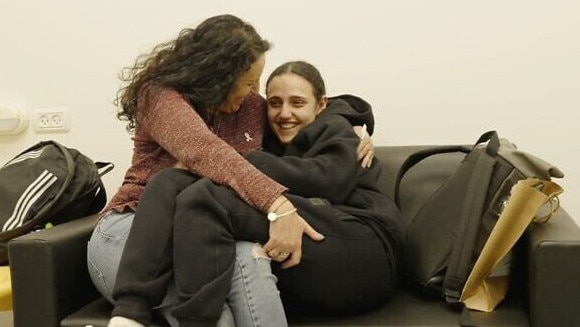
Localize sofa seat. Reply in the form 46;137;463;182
59;288;529;327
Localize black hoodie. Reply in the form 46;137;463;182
246;95;404;259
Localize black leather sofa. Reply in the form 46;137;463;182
8;145;580;327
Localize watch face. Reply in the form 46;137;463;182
267;212;277;222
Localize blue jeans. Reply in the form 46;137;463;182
87;211;287;327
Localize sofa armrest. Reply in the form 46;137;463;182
8;214;101;327
527;208;580;327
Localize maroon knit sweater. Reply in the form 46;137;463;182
102;87;287;216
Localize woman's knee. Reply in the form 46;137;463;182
87;211;135;302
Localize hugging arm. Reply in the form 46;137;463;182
327;95;376;167
246;116;360;203
140;88;286;212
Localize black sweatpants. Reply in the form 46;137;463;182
112;168;201;325
113;168;397;327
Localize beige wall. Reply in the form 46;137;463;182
0;310;11;326
1;1;579;224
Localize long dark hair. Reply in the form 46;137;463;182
266;60;326;101
115;14;271;133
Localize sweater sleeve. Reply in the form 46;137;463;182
139;88;286;212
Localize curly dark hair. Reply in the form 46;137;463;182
115;14;271;133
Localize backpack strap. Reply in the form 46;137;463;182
394;145;470;207
443;130;501;302
32;141;76;222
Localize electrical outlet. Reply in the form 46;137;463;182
34;109;71;133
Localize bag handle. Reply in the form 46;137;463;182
394;145;470;207
475;130;500;156
531;179;564;224
394;131;501;208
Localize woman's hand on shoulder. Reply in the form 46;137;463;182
353;124;374;168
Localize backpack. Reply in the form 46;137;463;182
394;130;564;303
0;140;113;263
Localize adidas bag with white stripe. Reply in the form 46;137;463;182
0;140;113;263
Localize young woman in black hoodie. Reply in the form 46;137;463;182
247;61;404;316
111;61;404;327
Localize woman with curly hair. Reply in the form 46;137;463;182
87;14;374;327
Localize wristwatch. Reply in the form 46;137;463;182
267;208;297;222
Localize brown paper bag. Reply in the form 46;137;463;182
459;178;563;312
